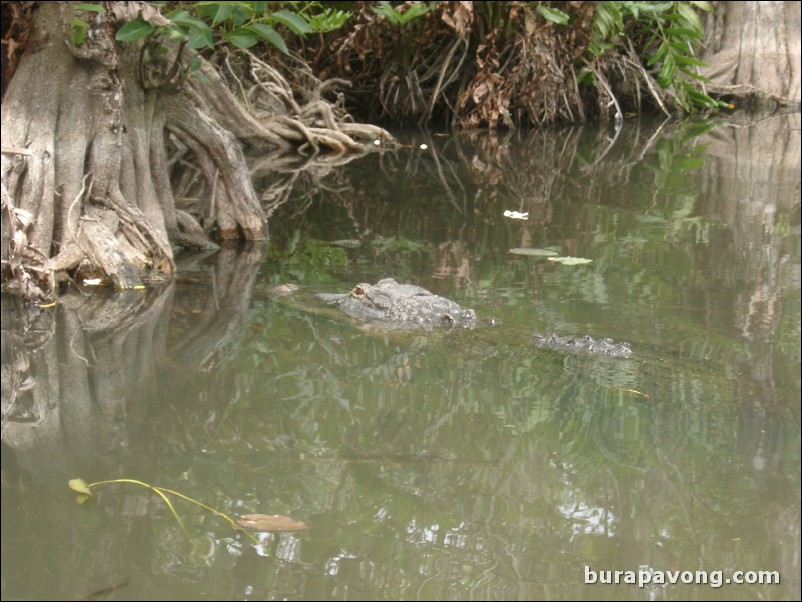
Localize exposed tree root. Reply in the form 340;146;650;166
1;2;395;302
307;1;737;128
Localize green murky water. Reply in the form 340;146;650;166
2;117;800;601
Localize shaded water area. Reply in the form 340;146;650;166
2;116;800;601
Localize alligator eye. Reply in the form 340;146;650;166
351;285;365;297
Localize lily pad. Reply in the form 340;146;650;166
508;248;559;257
547;256;593;265
237;513;310;532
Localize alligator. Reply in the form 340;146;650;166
532;333;633;358
270;278;633;356
316;278;478;330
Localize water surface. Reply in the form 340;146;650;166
2;116;800;601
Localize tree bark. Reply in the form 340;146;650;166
701;1;801;106
1;2;267;298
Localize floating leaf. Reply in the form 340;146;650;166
331;239;361;248
69;478;93;495
237;513;310;532
508;248;559;257
547;256;593;265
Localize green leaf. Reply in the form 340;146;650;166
372;1;402;26
665;27;703;39
71;18;89;46
676;2;703;34
689;1;713;12
76;3;105;13
681;69;712;82
196;2;235;26
230;5;252;27
168;10;212;32
674;54;707;67
271;10;313;35
646;42;668;66
167;26;189;41
116;18;155;42
69;478;93;495
246;23;289;54
228;27;259;49
685;87;723;108
624;2;673;15
398;1;437;23
657;55;676;87
371;1;435;26
675;155;706;170
188;26;214;49
536;5;570;26
306;9;352;33
164;10;213;48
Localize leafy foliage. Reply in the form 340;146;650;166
535;5;570;26
114;2;352;54
69;3;105;46
371;1;438;27
301;1;731;127
583;1;726;111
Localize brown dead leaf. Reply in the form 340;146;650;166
237;514;310;532
441;1;474;39
109;2;170;27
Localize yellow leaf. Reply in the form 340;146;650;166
68;478;93;495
